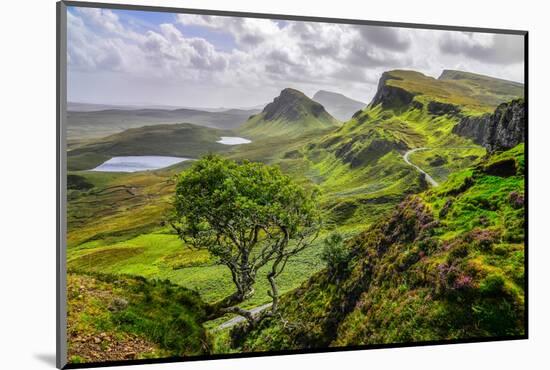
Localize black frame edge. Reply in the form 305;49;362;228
57;1;68;369
60;0;527;35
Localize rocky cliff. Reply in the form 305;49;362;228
369;72;415;109
453;99;525;152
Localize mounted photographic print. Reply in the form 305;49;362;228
56;1;527;368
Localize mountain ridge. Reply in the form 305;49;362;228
368;69;524;114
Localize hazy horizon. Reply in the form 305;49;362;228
67;6;525;108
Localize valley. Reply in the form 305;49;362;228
66;69;525;362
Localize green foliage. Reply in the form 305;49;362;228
320;233;351;276
171;154;321;304
243;144;525;350
172;154;319;242
67;174;94;191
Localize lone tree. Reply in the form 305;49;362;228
170;154;320;325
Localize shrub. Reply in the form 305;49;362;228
320;233;351;277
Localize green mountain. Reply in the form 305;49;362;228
369;69;523;114
312;90;366;121
295;69;522;232
438;69;524;108
241;143;525;350
239;88;340;138
68;123;231;171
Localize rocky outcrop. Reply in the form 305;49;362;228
452;114;490;145
452;99;525;152
485;99;525;152
369;72;415;109
262;88;328;122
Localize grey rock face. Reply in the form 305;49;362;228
370;72;415;109
452;99;525;153
485;99;525;152
453;114;491;145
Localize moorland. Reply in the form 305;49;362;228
66;69;525;363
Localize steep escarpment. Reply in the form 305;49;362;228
369;72;416;109
370;69;524;114
453;99;525;152
239;144;525;350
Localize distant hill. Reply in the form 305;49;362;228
438;69;523;88
239;88;340;138
68;123;231;171
67;107;260;141
369;69;524;114
67;102;187;112
312;90;366;121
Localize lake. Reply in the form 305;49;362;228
91;156;192;172
217;136;252;145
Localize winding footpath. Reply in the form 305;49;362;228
217;303;272;330
403;148;439;187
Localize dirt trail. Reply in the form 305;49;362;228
403;148;439;187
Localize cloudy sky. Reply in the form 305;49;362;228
67;6;525;108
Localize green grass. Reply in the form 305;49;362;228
384;70;524;114
67;272;209;364
239;88;340;138
240;114;339;139
66;69;524;357
68;231;326;309
241;144;525;351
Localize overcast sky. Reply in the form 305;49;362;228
67;6;525;109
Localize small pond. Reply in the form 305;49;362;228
91;156;192;172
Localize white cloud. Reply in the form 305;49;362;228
177;14;280;47
67;8;525;108
439;31;524;65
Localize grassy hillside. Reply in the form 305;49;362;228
240;88;340;138
240;144;525;351
377;70;523;114
438;69;524;108
68;123;235;171
67;272;209;364
66;161;327;310
66;69;525;360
